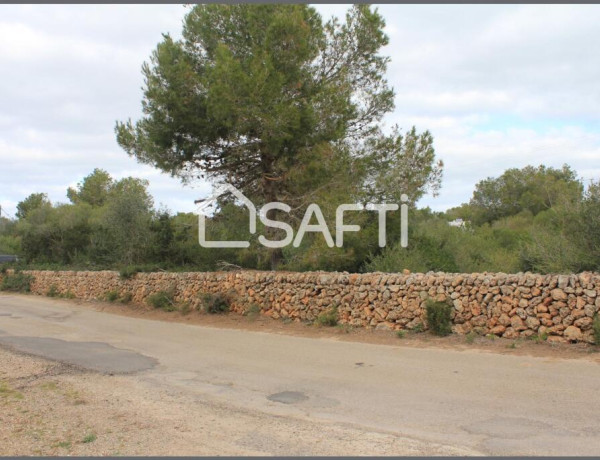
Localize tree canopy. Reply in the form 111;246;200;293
116;4;442;211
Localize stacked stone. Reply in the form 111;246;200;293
12;269;599;343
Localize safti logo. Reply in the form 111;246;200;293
196;183;408;249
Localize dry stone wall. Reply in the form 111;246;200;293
5;270;600;343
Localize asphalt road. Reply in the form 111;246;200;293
1;293;599;455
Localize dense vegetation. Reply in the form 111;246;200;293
1;164;599;274
1;6;598;275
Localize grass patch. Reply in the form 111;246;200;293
425;299;452;336
198;292;231;314
465;331;477;344
147;289;176;312
53;441;72;449
179;301;192;315
119;292;133;304
411;322;424;333
40;381;58;391
62;290;76;299
104;290;119;303
396;330;406;338
527;331;548;343
336;323;354;333
81;433;97;444
46;284;59;297
594;314;600;346
0;272;34;293
315;306;339;327
0;380;24;400
245;303;261;318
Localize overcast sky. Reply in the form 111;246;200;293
1;4;599;218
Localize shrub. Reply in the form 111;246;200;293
62;290;76;299
120;292;133;304
147;289;176;312
465;331;477;344
119;265;142;280
47;284;59;297
245;303;261;318
179;301;192;315
411;322;424;333
199;292;230;314
105;290;119;302
425;299;452;336
593;314;600;346
396;330;406;338
0;272;34;293
315;306;338;327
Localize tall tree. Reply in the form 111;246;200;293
16;193;51;220
116;5;442;267
468;164;582;225
67;168;114;207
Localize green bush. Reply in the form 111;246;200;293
245;303;261;318
199;292;230;314
120;292;133;304
147;289;176;311
105;290;119;302
119;265;142;280
315;306;339;327
47;284;59;297
593;314;600;346
0;272;34;293
425;299;452;336
62;290;76;299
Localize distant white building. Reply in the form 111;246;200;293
448;218;466;228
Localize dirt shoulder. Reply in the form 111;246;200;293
0;346;476;456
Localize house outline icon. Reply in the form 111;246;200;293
195;183;256;248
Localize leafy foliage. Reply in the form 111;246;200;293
315;306;339;327
593;314;600;346
198;292;231;314
0;272;34;293
116;5;443;268
425;299;452;336
147;289;176;311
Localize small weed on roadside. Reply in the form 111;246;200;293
147;289;176;312
179;301;192;315
245;303;261;318
528;331;548;343
119;292;133;304
0;380;24;399
315;306;338;327
81;433;96;444
411;322;424;333
396;330;406;339
465;331;477;344
53;441;72;449
46;284;59;297
198;292;230;314
593;314;600;346
336;323;353;334
104;290;119;303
